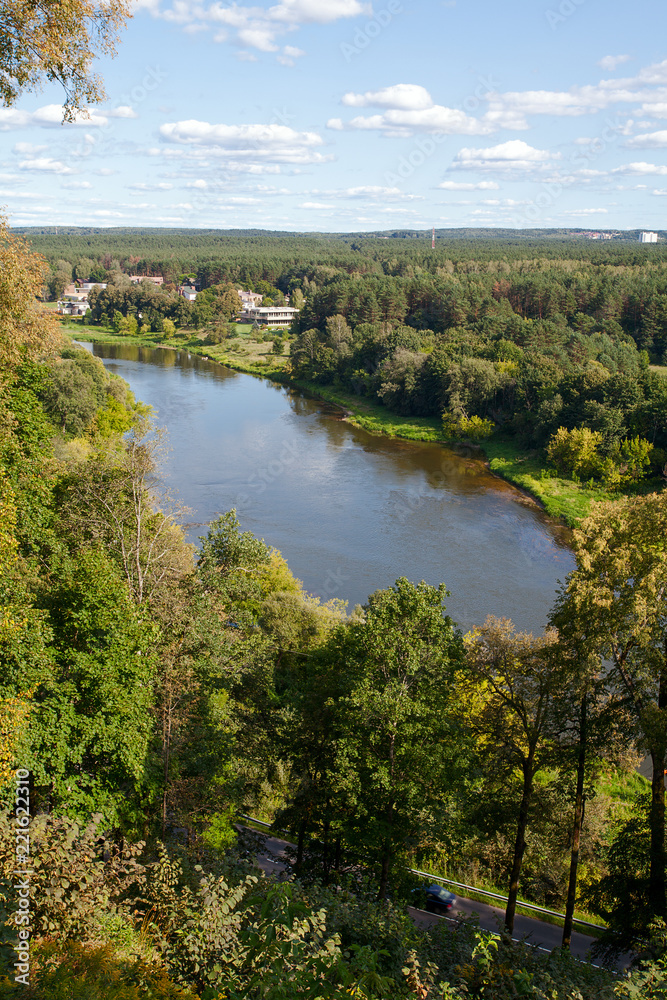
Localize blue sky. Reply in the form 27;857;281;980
3;0;667;231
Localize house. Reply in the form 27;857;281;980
79;281;107;291
241;305;299;328
129;275;164;285
179;285;197;301
57;297;90;316
237;289;263;307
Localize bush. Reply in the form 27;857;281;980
442;413;495;440
546;426;602;479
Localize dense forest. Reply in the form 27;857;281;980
2;224;667;998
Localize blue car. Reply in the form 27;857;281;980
413;884;456;914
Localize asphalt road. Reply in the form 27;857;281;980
241;828;600;963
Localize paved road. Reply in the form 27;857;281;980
240;828;599;964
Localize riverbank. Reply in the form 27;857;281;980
62;322;637;528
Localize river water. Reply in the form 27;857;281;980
84;342;574;633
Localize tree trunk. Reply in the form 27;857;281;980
563;695;587;950
295;818;306;875
649;660;667;918
649;744;666;917
379;840;391;901
322;814;330;884
505;762;534;935
378;733;395;902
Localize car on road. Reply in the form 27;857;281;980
412;884;456;915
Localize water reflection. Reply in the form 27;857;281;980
83;342;574;633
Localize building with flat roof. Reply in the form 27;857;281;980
242;305;299;327
640;231;659;243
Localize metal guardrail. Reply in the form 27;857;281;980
239;815;607;933
407;866;606;932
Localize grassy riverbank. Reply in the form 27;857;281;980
63;320;657;528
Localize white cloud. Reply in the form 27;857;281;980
95;167;118;176
640;102;667;118
128;181;174;190
18;157;75;175
342;85;434;111
625;130;667;148
0;189;49;200
277;43;305;65
159;120;329;163
484;59;667;126
450;140;556;173
331;83;499;136
0;104;108;129
302;201;334;208
598;54;630;72
438;180;500;190
13;142;47;154
562;208;609;215
140;0;369;54
106;105;139;119
305;185;422;201
61;180;93;189
612;161;667;175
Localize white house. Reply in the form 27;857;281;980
242;305;299;327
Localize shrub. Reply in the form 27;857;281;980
546;426;602;479
442;414;495;441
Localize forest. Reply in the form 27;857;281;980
1;224;667;999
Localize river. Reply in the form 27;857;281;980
83;342;575;633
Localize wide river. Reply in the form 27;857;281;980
84;342;575;633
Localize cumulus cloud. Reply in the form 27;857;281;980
18;157;75;174
139;0;370;58
598;54;630;72
450;140;556;173
625;130;667;148
611;161;667;175
277;44;305;65
61;180;93;189
159;120;329;163
484;59;667;126
0;104;108;129
106;105;139;119
342;85;434;111
438;180;500;190
331;83;497;136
